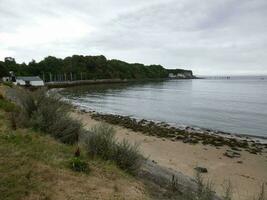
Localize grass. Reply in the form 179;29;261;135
10;88;82;144
0;98;15;112
69;157;89;173
0;110;72;200
83;123;144;174
2;81;13;88
0;109;148;200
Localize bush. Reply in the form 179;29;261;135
114;139;143;174
83;123;116;160
83;123;144;174
13;88;45;118
0;99;15;112
69;157;89;173
11;88;82;144
30;95;80;144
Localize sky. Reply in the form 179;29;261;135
0;0;267;75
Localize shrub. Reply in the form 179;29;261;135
0;99;15;112
83;123;144;174
69;157;89;173
30;95;80;144
11;88;82;144
83;123;116;160
114;139;143;174
13;88;45;118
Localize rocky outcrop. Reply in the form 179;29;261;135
167;69;195;79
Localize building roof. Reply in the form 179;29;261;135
16;76;43;82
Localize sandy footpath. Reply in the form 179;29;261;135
73;111;267;200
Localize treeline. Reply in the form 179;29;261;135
0;55;193;81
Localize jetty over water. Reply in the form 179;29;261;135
204;76;231;79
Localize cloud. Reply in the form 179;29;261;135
0;0;267;75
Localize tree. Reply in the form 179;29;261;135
0;62;9;78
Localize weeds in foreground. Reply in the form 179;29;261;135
69;157;89;173
254;184;266;200
169;172;215;200
83;123;144;174
195;172;215;200
222;180;233;200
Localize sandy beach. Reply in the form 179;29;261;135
73;111;267;200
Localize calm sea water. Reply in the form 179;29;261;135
59;76;267;137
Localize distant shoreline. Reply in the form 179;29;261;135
46;77;197;88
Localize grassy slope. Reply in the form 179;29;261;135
0;108;148;200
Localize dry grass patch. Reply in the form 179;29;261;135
0;110;148;200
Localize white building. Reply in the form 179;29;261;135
14;76;44;87
2;77;11;82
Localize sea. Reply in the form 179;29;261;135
58;76;267;138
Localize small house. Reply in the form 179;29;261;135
2;77;11;82
14;76;44;87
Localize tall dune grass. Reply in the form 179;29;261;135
82;123;144;174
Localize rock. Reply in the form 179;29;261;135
80;109;87;113
194;167;208;173
223;150;241;158
175;135;185;140
231;147;241;151
183;138;199;144
248;149;258;154
152;160;157;164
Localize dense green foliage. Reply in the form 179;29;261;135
0;61;9;77
0;55;170;81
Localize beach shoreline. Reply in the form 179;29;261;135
72;108;267;200
75;107;267;149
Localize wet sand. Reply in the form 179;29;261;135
74;111;267;200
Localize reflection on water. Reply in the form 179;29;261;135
59;78;267;137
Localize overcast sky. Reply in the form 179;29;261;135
0;0;267;75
